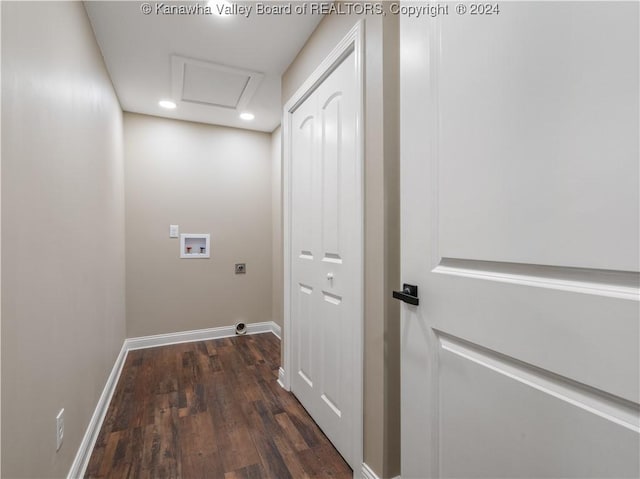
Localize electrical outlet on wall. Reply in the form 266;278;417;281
235;263;246;274
56;409;64;451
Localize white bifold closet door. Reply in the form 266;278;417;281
289;49;359;469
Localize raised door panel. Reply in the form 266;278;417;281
439;338;639;478
320;92;343;265
436;2;639;272
296;283;314;389
292;110;316;263
320;290;343;419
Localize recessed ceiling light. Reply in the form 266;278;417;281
159;100;177;109
209;0;232;17
240;112;255;121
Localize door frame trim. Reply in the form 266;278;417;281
282;19;365;473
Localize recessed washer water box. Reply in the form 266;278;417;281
180;233;210;258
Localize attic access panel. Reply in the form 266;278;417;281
172;55;264;111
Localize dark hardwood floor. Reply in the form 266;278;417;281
86;333;352;479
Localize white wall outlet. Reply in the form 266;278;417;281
169;225;179;238
56;408;64;451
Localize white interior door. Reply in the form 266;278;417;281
288;47;361;469
399;2;639;478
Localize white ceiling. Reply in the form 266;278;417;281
84;1;324;132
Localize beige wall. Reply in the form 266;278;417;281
271;127;284;327
1;2;126;477
124;113;273;337
282;10;401;479
381;12;401;479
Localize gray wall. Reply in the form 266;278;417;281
282;9;401;479
271;127;284;329
124;113;274;337
1;2;126;477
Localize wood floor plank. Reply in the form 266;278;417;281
86;333;352;478
97;431;121;477
275;412;310;452
272;432;311;479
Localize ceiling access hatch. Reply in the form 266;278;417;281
171;55;264;111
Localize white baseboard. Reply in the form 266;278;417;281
271;321;282;339
68;342;128;479
362;463;380;479
125;320;279;350
277;367;287;389
68;321;281;478
361;464;399;479
362;463;386;479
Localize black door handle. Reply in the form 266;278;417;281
392;284;419;306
